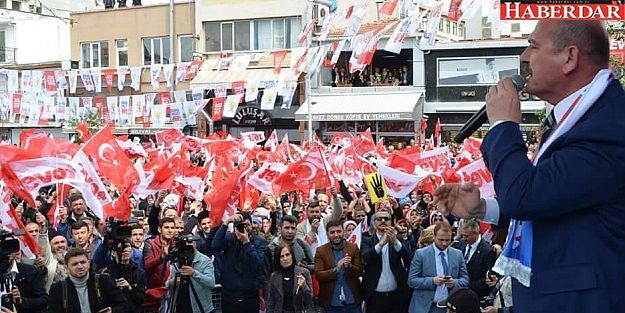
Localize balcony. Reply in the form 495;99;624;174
0;47;16;64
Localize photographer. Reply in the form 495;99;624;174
0;233;48;313
165;233;216;313
99;239;146;313
212;211;266;313
92;220;144;272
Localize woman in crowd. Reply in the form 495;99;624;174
266;243;313;313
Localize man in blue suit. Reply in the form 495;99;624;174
408;222;469;313
433;21;625;313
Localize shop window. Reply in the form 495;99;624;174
378;121;414;132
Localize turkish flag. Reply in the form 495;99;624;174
379;162;429;198
81;124;139;193
155;128;184;146
148;148;183;190
351;128;376;156
388;153;419;174
103;188;133;220
77;122;91;143
204;164;252;227
19;129;79;158
273;149;332;194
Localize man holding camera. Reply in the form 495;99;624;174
212;211;266;313
165;234;216;313
48;247;128;313
99;239;146;313
408;223;469;313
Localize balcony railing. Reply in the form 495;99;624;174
0;47;16;64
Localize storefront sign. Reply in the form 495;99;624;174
232;107;272;126
306;112;413;121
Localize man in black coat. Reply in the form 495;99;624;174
48;247;128;313
0;250;48;313
452;219;497;299
360;210;411;313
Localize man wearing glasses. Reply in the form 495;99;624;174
360;210;411;313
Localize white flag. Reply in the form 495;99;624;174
90;68;102;93
260;87;278;110
385;16;413;54
162;64;175;87
131;95;145;118
130;67;142;91
331;39;347;65
119;96;131;126
69;70;78;94
80;70;94;92
378;162;430;198
7;70;18;93
55;70;68;91
176;63;189;83
174;90;187;103
280;82;298;109
21;71;32;93
223;94;243;118
117;67;129;91
150;65;162;90
245;80;260;102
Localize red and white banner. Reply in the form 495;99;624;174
457;158;495;197
500;3;624;20
241;131;266;144
298;19;317;44
417;146;452;173
43;71;57;93
378;162;430;198
212;97;225;121
248;162;287;194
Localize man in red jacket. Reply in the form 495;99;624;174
143;217;175;289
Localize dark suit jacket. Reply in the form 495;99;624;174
481;79;625;313
452;238;496;299
314;241;363;308
12;263;48;313
48;272;128;313
360;234;411;301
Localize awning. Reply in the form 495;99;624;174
190;68;300;89
295;92;423;122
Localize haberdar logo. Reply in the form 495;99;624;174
500;0;624;20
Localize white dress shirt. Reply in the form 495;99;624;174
464;236;481;263
374;233;402;292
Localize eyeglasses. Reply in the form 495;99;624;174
375;217;390;222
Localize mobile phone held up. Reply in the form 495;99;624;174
1;294;13;311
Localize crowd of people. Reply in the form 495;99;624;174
2;141;509;313
332;65;412;87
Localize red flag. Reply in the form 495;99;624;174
104;69;115;92
351;128;376;156
81;124;139;193
273;149;333;194
434;117;441;147
447;0;464;21
11;94;22;114
159;92;172;105
204;164;251;227
77;122;91;143
345;5;354;19
155;128;184;146
185;60;203;80
148;148;183;190
212;97;225;122
379;0;399;17
273;50;287;75
43;71;57;93
104;189;133;220
298;19;317;44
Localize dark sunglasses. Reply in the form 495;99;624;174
375;217;390;222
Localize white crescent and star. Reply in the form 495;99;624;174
295;162;318;181
98;144;117;165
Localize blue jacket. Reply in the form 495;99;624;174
481;79;625;313
407;245;469;313
92;244;145;271
211;225;266;293
166;251;216;313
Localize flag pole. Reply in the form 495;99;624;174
318;146;332;184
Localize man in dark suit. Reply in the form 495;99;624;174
433;21;625;313
451;219;496;299
361;210;411;313
315;220;363;312
1;250;48;313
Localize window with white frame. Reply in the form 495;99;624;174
116;39;128;66
179;35;194;63
81;41;109;68
143;37;170;65
203;17;301;52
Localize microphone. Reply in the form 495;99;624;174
453;75;526;143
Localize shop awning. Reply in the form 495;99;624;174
295;92;423;122
190;68;300;89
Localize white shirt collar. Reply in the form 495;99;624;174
470;236;481;251
9;261;18;275
433;244;447;255
551;77;595;124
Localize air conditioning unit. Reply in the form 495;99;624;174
510;23;522;38
313;4;328;26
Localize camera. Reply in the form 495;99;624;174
235;221;248;233
480;296;495;308
166;234;198;268
103;217;132;251
0;230;21;257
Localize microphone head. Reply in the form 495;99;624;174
510;74;525;92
